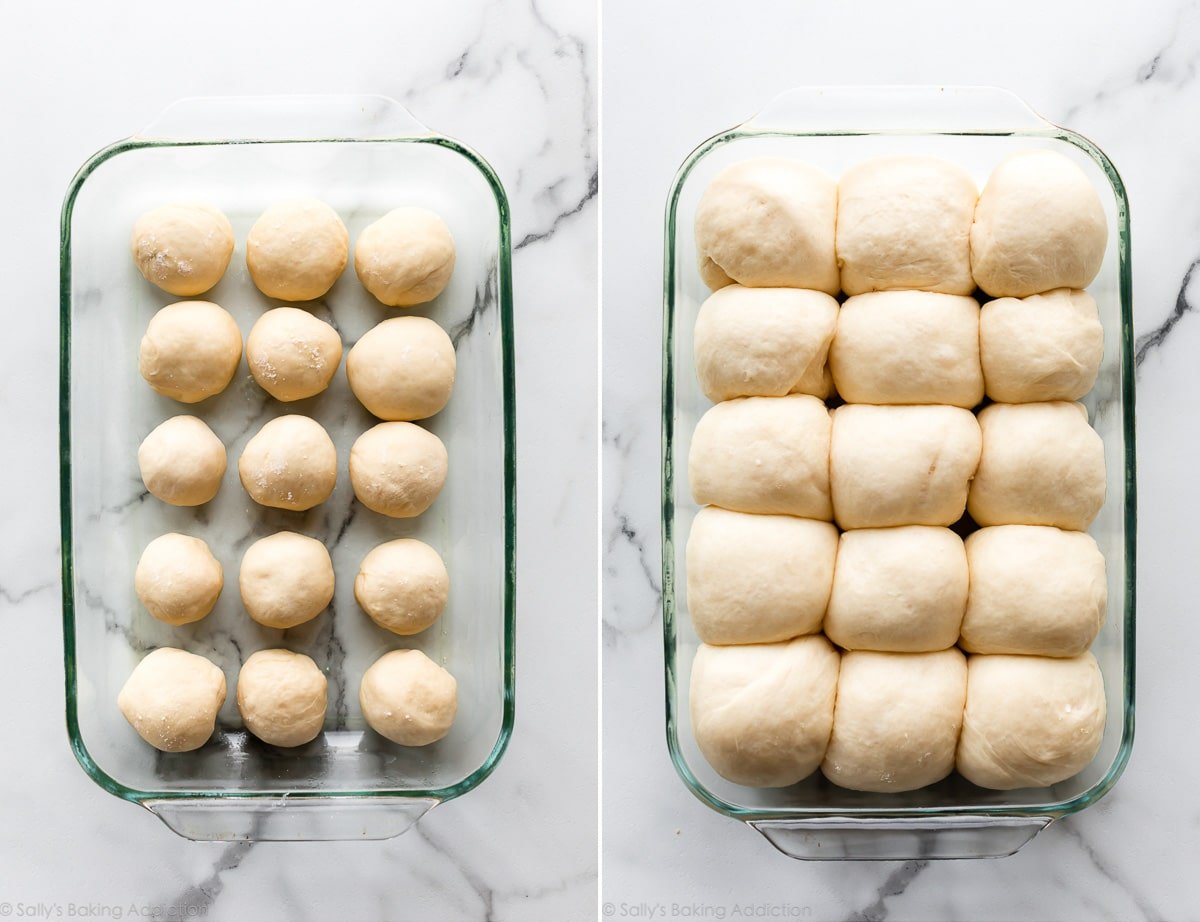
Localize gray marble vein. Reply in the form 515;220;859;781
1135;255;1200;367
845;862;929;922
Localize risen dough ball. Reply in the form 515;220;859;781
246;199;348;301
689;395;832;520
689;635;839;787
138;415;227;506
355;539;449;636
239;532;334;629
830;291;983;407
354;207;456;307
139;301;243;403
971;150;1108;297
693;286;837;401
962;525;1106;657
968;402;1105;530
360;649;458;746
118;648;227;753
236;649;327;748
957;652;1106;789
825;526;967;653
830;405;981;529
131;203;234;296
694;158;838;293
821;649;967;793
347;317;456;421
246;307;343;402
238;415;337;511
349;422;448;518
135;533;223;626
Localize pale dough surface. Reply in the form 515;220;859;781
355;538;450;636
238;415;337;511
131;203;234;297
355;207;456;307
139;301;243;403
246;307;343;402
138;415;227;507
239;531;335;629
236;649;328;748
135;533;223;626
360;649;458;746
349;422;448;518
246;198;348;301
118;648;227;753
347;316;457;421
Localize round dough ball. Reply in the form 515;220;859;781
240;532;334;629
971;150;1108;297
957;652;1106;789
238;415;337;511
349;422;448;518
836;155;978;295
246;199;348;301
968;402;1105;531
821;649;967;793
825;526;967;653
830;291;983;408
693;285;837;402
355;539;449;636
138;415;227;507
135;533;223;626
118;648;227;753
694;158;838;293
981;288;1104;403
131;203;234;296
360;649;458;746
689;635;840;787
962;525;1106;657
354;207;456;307
830;404;981;529
347;317;456;421
689;395;832;520
686;506;837;645
246;307;343;402
139;301;243;403
236;649;327;748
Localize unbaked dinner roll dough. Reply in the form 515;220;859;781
138;415;227;506
836;155;977;295
238;415;337;511
962;525;1106;657
825;526;967;653
968;402;1105;531
246;307;343;402
139;301;242;403
821;649;967;793
347;316;457;421
131;203;234;296
240;532;335;629
237;649;327;748
355;207;456;307
135;533;223;626
355;538;449;636
118;648;227;753
686;506;837;645
689;395;832;520
349;422;448;518
694;158;838;293
246;198;349;301
689;635;839;787
829;290;983;407
360;649;458;746
971;150;1108;297
830;405;981;529
957;652;1106;790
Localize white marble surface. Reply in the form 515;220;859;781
603;0;1195;918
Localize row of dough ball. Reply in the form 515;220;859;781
695;151;1107;299
691;637;1106;792
132;200;456;307
118;646;457;752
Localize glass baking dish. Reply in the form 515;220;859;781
60;96;515;841
661;86;1135;860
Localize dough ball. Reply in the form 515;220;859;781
821;649;967;793
981;288;1104;403
118;648;227;753
957;652;1106;789
355;539;449;636
971;150;1108;297
693;285;837;401
354;207;456;307
347;317;456;421
694;158;838;293
135;533;223;626
825;526;967;653
139;301;243;403
246;198;348;301
830;290;983;408
836;155;978;295
968;402;1105;530
246;307;343;402
131;203;234;296
830;404;981;529
238;415;337;511
962;525;1106;657
239;531;334;629
689;635;839;787
360;649;458;746
349;422;448;518
689;395;832;519
138;415;227;507
686;506;837;645
236;649;327;748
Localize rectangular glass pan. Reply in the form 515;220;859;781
661;87;1135;860
61;96;515;841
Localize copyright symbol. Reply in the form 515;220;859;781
0;902;13;917
603;903;615;917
